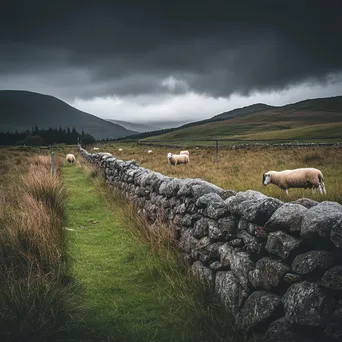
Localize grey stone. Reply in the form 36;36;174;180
181;213;202;227
292;250;335;277
209;261;226;271
179;229;199;253
217;216;237;239
195;193;223;208
192;218;209;238
331;218;342;249
283;281;335;327
237;230;265;255
219;243;234;268
282;273;303;286
236;291;282;331
324;300;342;339
266;231;302;261
291;198;319;209
229;238;243;247
265;203;307;233
196;236;211;251
219;190;237;200
229;251;255;290
215;271;250;315
248;257;290;290
208;219;222;241
207;201;230;219
263;317;319;342
321;265;342;291
301;201;342;243
191;261;214;284
191;180;224;199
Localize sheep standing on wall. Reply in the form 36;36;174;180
167;152;189;166
66;154;76;164
263;168;326;195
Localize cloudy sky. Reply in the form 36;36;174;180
1;1;342;125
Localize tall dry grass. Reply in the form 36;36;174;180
0;150;74;341
100;143;342;203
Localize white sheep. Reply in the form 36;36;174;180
167;152;189;166
119;148;123;152
66;154;76;164
263;168;326;195
93;147;99;151
180;150;189;156
147;150;153;154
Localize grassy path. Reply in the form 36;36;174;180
62;163;239;342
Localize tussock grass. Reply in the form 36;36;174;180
0;149;75;341
101;143;342;203
68;159;255;341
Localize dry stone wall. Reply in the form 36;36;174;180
78;146;342;341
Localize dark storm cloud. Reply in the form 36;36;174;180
1;0;342;99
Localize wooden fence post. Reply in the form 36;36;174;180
51;151;55;176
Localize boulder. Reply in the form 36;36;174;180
321;265;342;292
191;261;214;284
192;218;209;238
301;202;342;244
291;198;319;209
236;291;283;331
266;231;302;261
207;201;230;219
195;193;223;208
283;281;335;327
291;250;336;277
248;257;290;291
263;317;320;342
215;271;250;315
265;203;307;233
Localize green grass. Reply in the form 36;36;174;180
62;161;253;342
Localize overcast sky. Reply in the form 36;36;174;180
1;1;342;124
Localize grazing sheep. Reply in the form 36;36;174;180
147;150;153;154
93;147;99;151
180;150;189;156
263;168;326;195
66;154;76;164
119;148;123;152
167;152;189;166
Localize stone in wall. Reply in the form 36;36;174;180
265;203;307;233
283;281;335;327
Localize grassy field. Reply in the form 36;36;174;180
98;142;342;204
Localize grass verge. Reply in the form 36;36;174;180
0;152;75;342
62;157;255;341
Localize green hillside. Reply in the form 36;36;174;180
143;96;342;142
0;90;136;139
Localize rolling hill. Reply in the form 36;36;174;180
0;90;136;139
107;119;190;132
141;96;342;142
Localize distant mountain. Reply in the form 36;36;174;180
107;119;192;132
0;90;136;139
132;95;342;142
